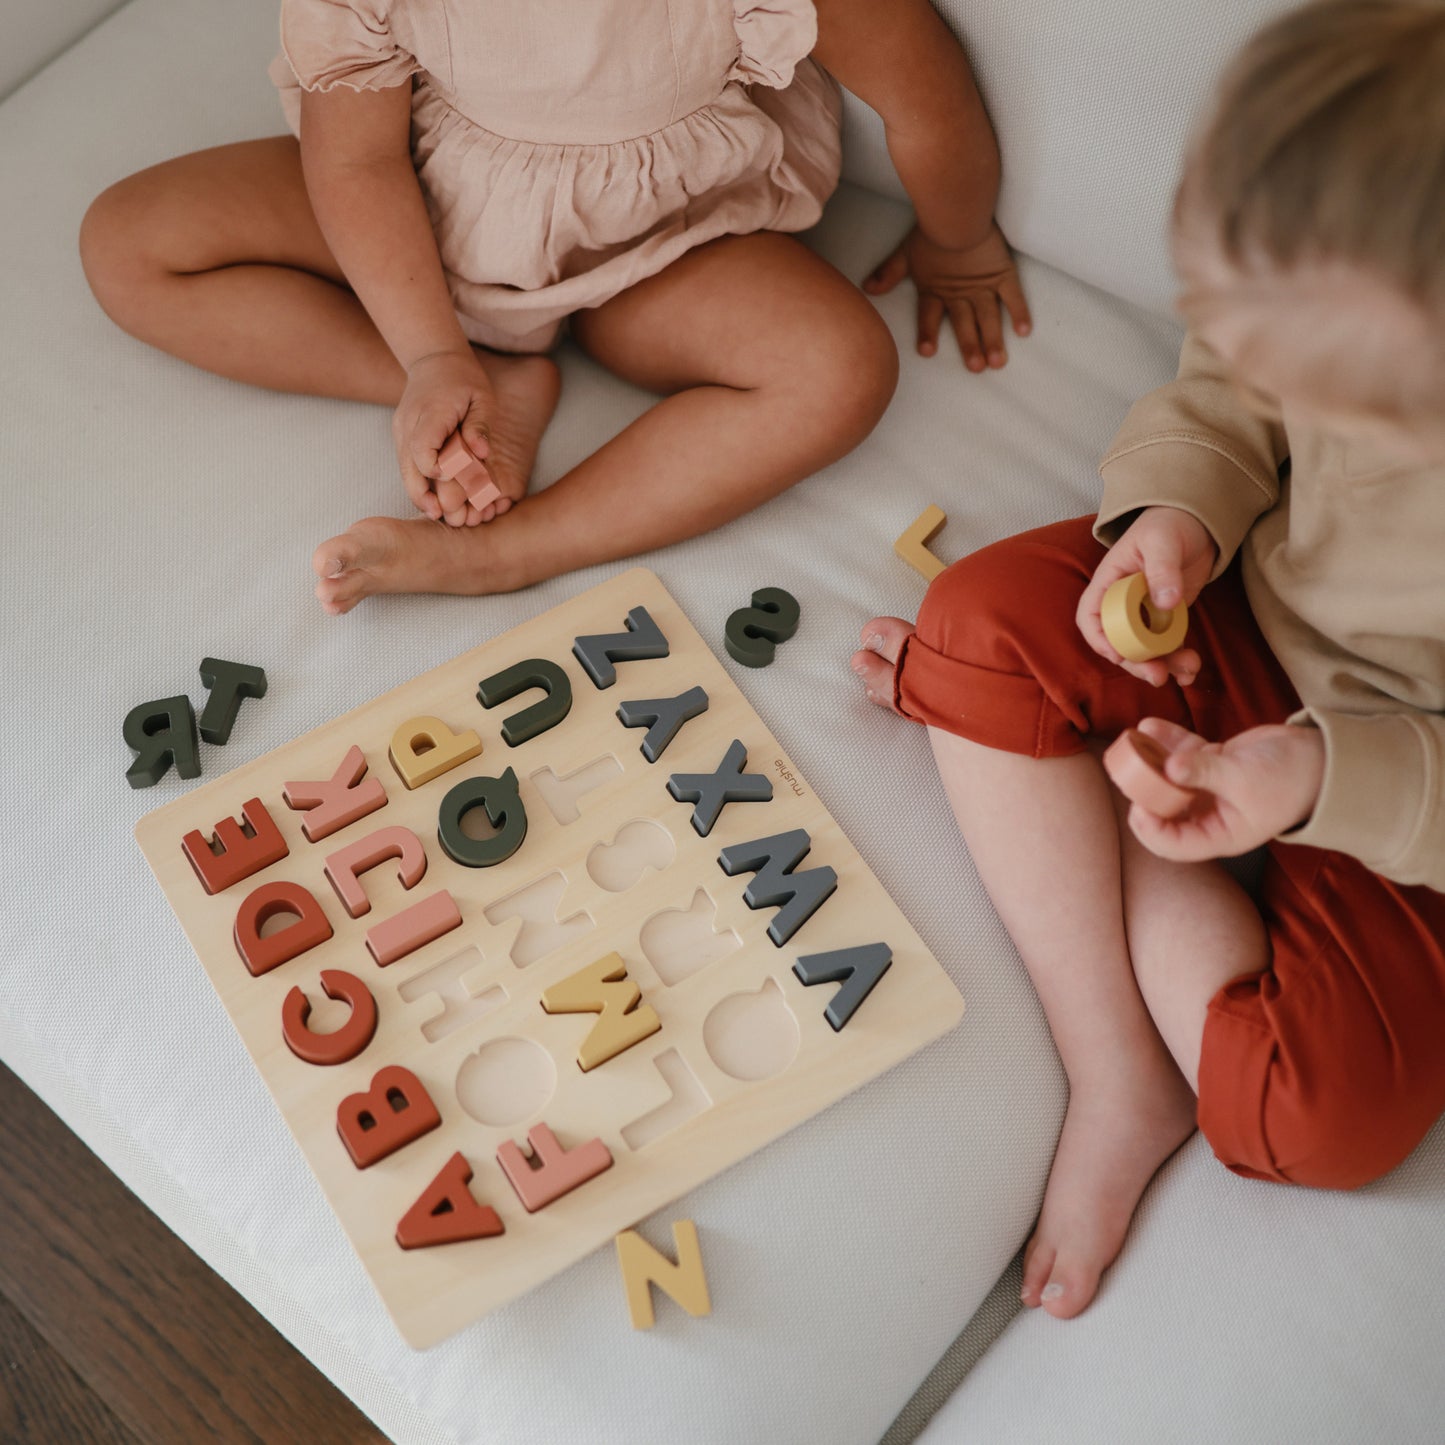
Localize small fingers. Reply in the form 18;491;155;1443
971;291;1007;369
947;297;986;372
460;412;491;464
433;476;471;527
1075;588;1116;664
1000;273;1033;339
1135;717;1205;755
409;431;448;497
1123;658;1174;687
1141;563;1185;613
1127;804;1203;861
1077;558;1133;661
864;247;909;295
397;451;441;520
917;293;946;357
1163;647;1203;687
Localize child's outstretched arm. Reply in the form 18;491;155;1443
300;84;494;525
813;0;1030;371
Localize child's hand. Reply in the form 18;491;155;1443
1122;717;1325;860
1076;507;1218;687
393;349;496;527
864;221;1031;371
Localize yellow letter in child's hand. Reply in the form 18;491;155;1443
615;1220;711;1329
540;952;660;1071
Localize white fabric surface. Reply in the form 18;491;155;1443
840;0;1300;318
919;1128;1445;1445
0;0;127;100
0;0;1191;1440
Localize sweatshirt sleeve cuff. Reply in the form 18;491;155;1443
1094;436;1276;582
1279;708;1445;889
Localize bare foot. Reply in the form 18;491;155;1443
1020;1053;1197;1319
465;350;562;519
312;515;530;614
851;616;914;713
314;352;559;611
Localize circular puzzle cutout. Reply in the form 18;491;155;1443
455;1036;557;1127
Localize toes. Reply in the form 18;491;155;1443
312;534;358;582
858;616;914;664
315;580;355;616
1039;1270;1098;1320
850;648;899;710
1020;1239;1055;1309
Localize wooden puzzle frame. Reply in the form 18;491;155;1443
136;568;964;1348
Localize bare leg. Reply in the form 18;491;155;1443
855;620;1197;1318
927;729;1198;1317
311;231;898;610
79;138;558;498
1110;798;1269;1093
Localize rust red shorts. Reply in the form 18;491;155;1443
894;516;1445;1190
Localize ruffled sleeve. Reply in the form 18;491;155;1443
280;0;419;93
728;0;818;89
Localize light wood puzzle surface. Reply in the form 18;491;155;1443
135;568;965;1348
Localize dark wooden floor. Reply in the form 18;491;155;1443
0;1062;390;1444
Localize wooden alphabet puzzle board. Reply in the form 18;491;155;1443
136;569;965;1347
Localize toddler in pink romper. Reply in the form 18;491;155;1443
82;0;1028;606
271;0;843;353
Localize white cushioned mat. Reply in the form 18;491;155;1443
1;0;126;101
919;1127;1445;1444
0;0;1195;1440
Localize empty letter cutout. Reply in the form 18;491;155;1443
529;755;623;826
397;948;506;1043
620;1049;711;1150
483;872;593;968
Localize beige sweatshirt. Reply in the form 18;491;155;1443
1094;334;1445;893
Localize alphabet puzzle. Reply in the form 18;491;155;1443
135;568;965;1348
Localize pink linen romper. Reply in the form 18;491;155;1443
272;0;843;352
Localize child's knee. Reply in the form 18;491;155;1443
840;301;900;429
1203;1051;1426;1192
916;520;1098;668
79;177;157;319
793;294;898;447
